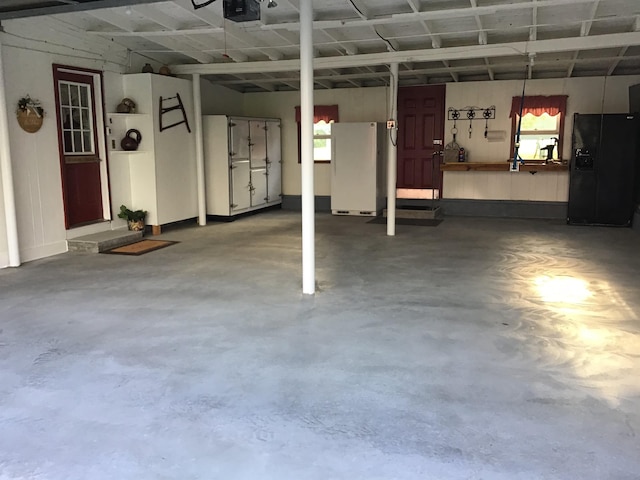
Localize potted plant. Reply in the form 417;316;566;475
117;205;147;232
16;95;45;133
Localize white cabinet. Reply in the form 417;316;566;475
203;115;282;217
107;73;197;233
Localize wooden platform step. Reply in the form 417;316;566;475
383;205;442;220
67;230;143;253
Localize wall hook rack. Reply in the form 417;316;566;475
448;106;496;121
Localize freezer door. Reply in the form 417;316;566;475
229;118;250;160
331;123;378;214
266;120;282;203
231;161;251;211
251;169;268;207
249;120;267;169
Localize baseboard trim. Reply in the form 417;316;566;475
439;199;568;219
282;196;568;219
282;195;331;212
21;240;68;263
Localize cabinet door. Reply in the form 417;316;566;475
249;120;267;168
267;160;281;203
266;120;281;164
229;119;250;160
231;161;251;211
251;168;268;207
266;120;282;203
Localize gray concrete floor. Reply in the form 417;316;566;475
1;211;639;480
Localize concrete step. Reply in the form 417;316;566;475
67;229;143;253
383;205;443;220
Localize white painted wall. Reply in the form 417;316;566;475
0;148;7;267
445;75;640;162
241;75;640;200
0;17;130;268
442;75;640;201
243;87;388;196
200;78;245;117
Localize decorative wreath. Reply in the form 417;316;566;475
17;95;45;117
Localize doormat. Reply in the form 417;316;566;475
367;217;443;227
102;240;179;256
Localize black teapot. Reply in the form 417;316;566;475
121;129;142;151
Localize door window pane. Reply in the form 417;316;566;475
81;108;89;130
59;81;94;155
60;84;70;107
80;86;89;107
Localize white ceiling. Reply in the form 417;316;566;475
2;0;640;91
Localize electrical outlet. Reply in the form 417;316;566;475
387;120;396;129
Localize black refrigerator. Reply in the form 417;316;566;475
568;113;639;226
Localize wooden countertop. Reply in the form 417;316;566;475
440;161;568;172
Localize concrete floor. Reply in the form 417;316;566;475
1;211;639;480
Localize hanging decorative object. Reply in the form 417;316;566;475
444;110;462;163
16;95;45;133
467;108;476;138
159;93;191;133
447;106;496;123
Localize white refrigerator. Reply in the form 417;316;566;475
331;122;387;216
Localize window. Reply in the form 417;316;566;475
59;81;95;155
295;105;339;163
510;95;567;161
312;121;333;161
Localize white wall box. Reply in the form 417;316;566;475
107;73;197;233
203;115;282;217
331;122;387;216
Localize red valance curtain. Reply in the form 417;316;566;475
294;105;339;123
510;95;568;117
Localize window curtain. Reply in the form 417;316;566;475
509;95;568;117
296;105;339;163
294;105;339;123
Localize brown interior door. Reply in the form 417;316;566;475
53;68;103;229
397;85;446;191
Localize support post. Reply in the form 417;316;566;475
192;73;207;226
386;62;399;237
0;39;20;267
300;0;315;295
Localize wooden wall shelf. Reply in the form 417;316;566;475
441;162;568;172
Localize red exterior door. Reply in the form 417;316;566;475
397;85;446;191
53;67;104;228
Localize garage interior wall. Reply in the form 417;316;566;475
1;20;640;269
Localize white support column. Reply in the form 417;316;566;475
192;73;207;226
386;62;399;237
300;0;315;295
0;39;20;267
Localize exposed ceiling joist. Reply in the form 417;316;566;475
172;31;640;75
0;0;162;20
208;53;640;87
2;0;639;92
88;8;216;64
260;0;604;32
